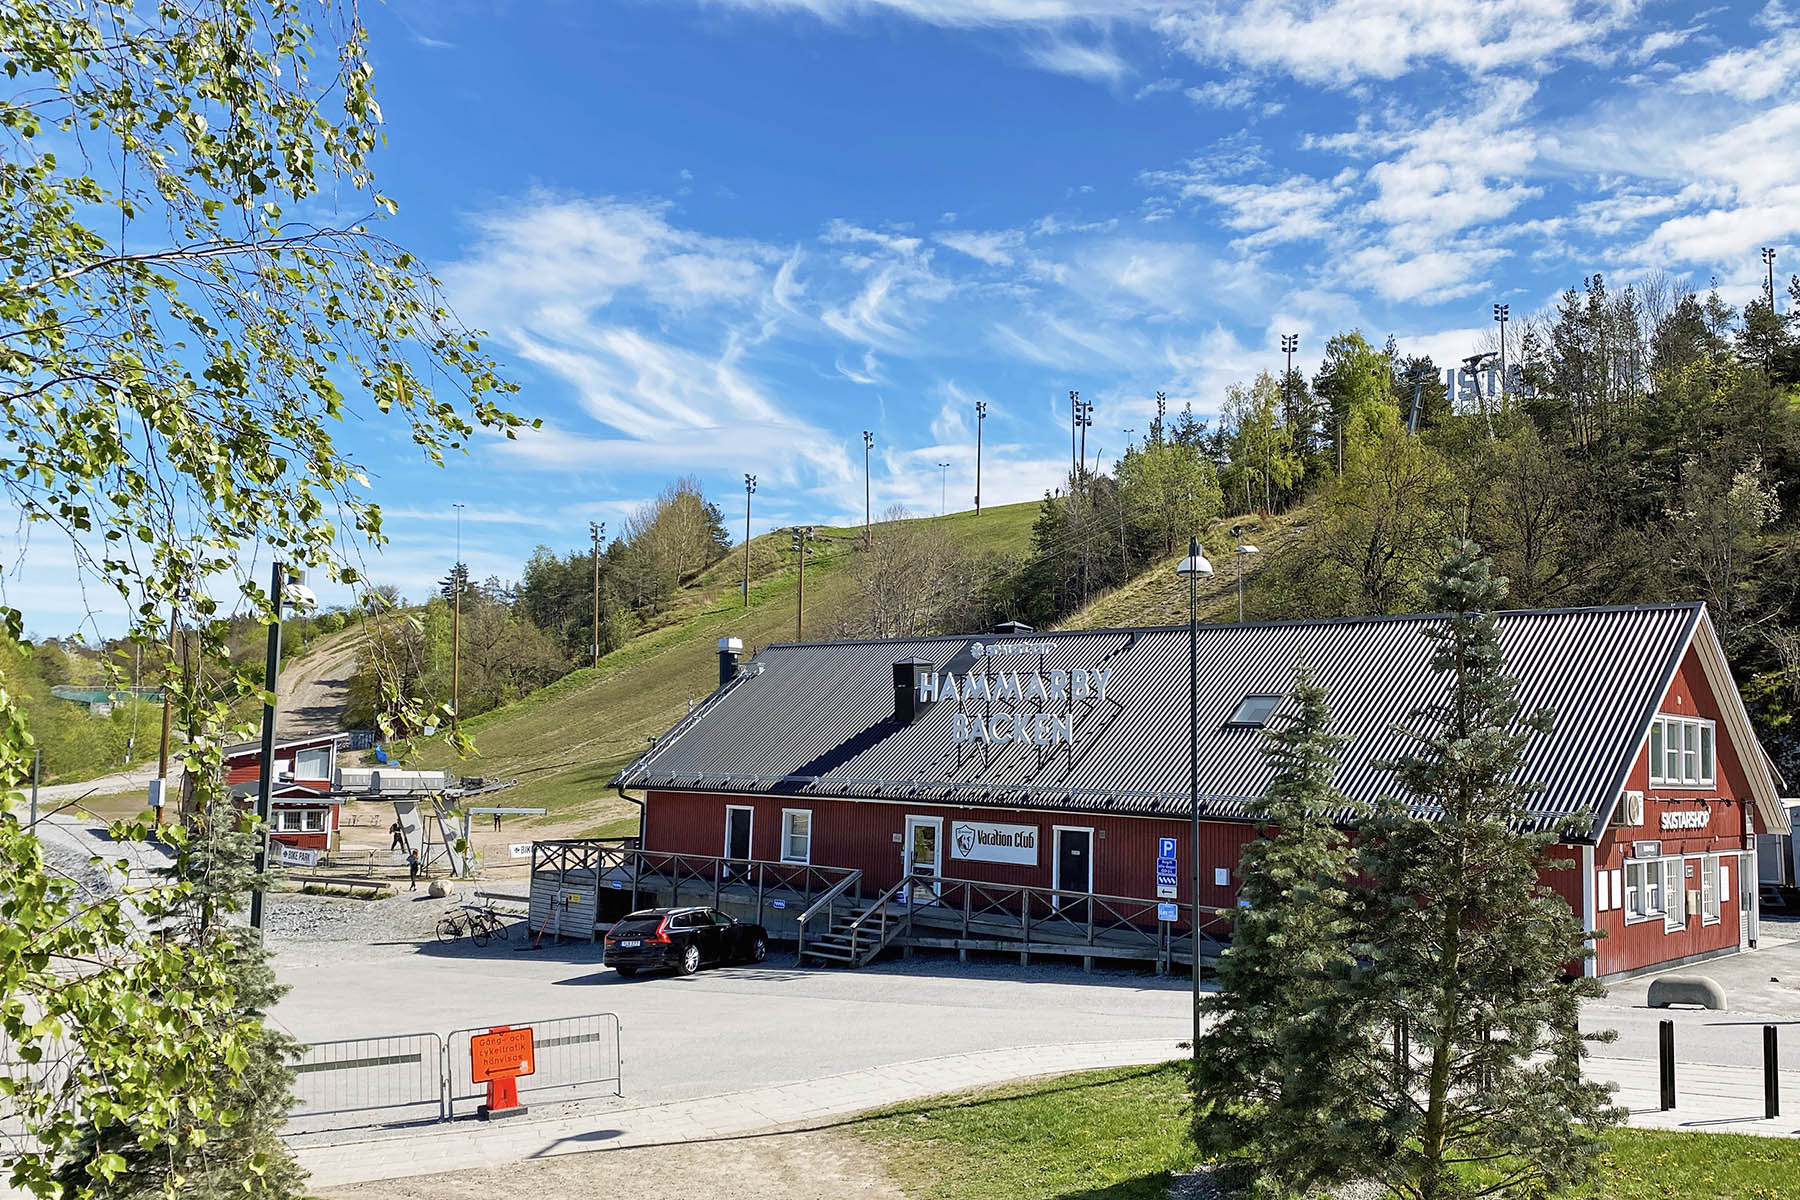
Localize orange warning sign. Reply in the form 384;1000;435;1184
470;1026;536;1084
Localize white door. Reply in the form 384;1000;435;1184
904;816;943;902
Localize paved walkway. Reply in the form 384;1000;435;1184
297;1038;1185;1188
297;1039;1800;1190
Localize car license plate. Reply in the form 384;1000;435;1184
618;939;641;948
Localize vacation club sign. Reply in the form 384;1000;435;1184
917;645;1110;747
950;820;1040;866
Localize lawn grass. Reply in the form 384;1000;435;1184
855;1061;1800;1200
857;1062;1193;1200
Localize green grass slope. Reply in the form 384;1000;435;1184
415;496;1306;838
414;500;1041;836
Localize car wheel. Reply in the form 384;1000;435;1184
614;966;638;978
677;943;701;976
749;935;767;963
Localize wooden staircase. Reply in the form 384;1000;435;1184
798;874;1225;972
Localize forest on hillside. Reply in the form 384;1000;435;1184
331;270;1800;778
343;477;732;726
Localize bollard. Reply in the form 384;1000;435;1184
1659;1019;1676;1111
1766;1025;1780;1120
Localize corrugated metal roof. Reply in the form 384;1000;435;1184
615;605;1706;837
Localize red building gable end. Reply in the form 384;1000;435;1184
1587;639;1768;977
225;734;348;856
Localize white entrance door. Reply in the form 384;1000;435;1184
904;816;943;903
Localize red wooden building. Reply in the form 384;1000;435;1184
224;732;348;853
617;605;1789;979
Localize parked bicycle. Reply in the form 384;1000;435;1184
435;903;509;948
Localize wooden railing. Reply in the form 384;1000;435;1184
829;873;1229;966
796;869;865;960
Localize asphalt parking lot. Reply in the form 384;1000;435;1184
272;905;1800;1112
272;919;1194;1106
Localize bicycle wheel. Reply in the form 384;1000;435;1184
486;913;509;942
471;922;491;948
435;915;462;945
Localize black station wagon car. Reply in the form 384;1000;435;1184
602;906;769;977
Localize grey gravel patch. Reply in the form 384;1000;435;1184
1167;1166;1387;1200
263;888;475;944
1166;1163;1246;1199
40;838;116;904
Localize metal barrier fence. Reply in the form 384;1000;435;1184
445;1013;622;1119
285;1012;621;1132
288;1032;446;1133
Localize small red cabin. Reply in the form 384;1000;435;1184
617;605;1789;979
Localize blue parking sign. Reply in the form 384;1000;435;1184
1158;837;1178;859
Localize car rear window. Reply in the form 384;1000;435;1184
610;918;664;938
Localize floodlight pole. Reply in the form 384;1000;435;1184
975;401;986;514
862;432;874;549
1764;248;1777;309
590;521;603;664
743;475;755;607
452;501;465;729
249;560;286;935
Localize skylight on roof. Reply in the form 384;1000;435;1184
1226;694;1283;728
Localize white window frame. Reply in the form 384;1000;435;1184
1624;859;1660;923
294;746;332;780
780;808;812;865
302;808;327;833
275;809;303;832
1648;714;1716;788
1700;855;1721;925
1663;857;1688;930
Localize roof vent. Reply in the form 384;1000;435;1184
994;620;1035;636
893;659;936;723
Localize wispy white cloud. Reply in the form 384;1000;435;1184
1023;35;1131;81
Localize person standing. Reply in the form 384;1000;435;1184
389;819;406;851
408;848;421;891
492;811;501;833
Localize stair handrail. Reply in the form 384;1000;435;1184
796;868;862;959
843;876;912;965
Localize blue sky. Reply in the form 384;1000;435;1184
21;0;1800;634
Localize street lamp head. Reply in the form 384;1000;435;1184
976;401;987;418
1176;538;1213;577
284;583;319;612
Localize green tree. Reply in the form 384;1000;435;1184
1222;372;1303;514
1349;542;1620;1200
1116;438;1223;556
57;798;305;1198
1191;668;1370;1196
0;3;525;1195
1313;331;1400;467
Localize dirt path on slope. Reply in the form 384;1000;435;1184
278;626;365;739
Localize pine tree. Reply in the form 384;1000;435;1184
57;797;307;1199
1349;541;1620;1200
1191;667;1372;1195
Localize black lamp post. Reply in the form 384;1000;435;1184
1176;536;1214;1058
1764;248;1777;309
742;475;755;607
